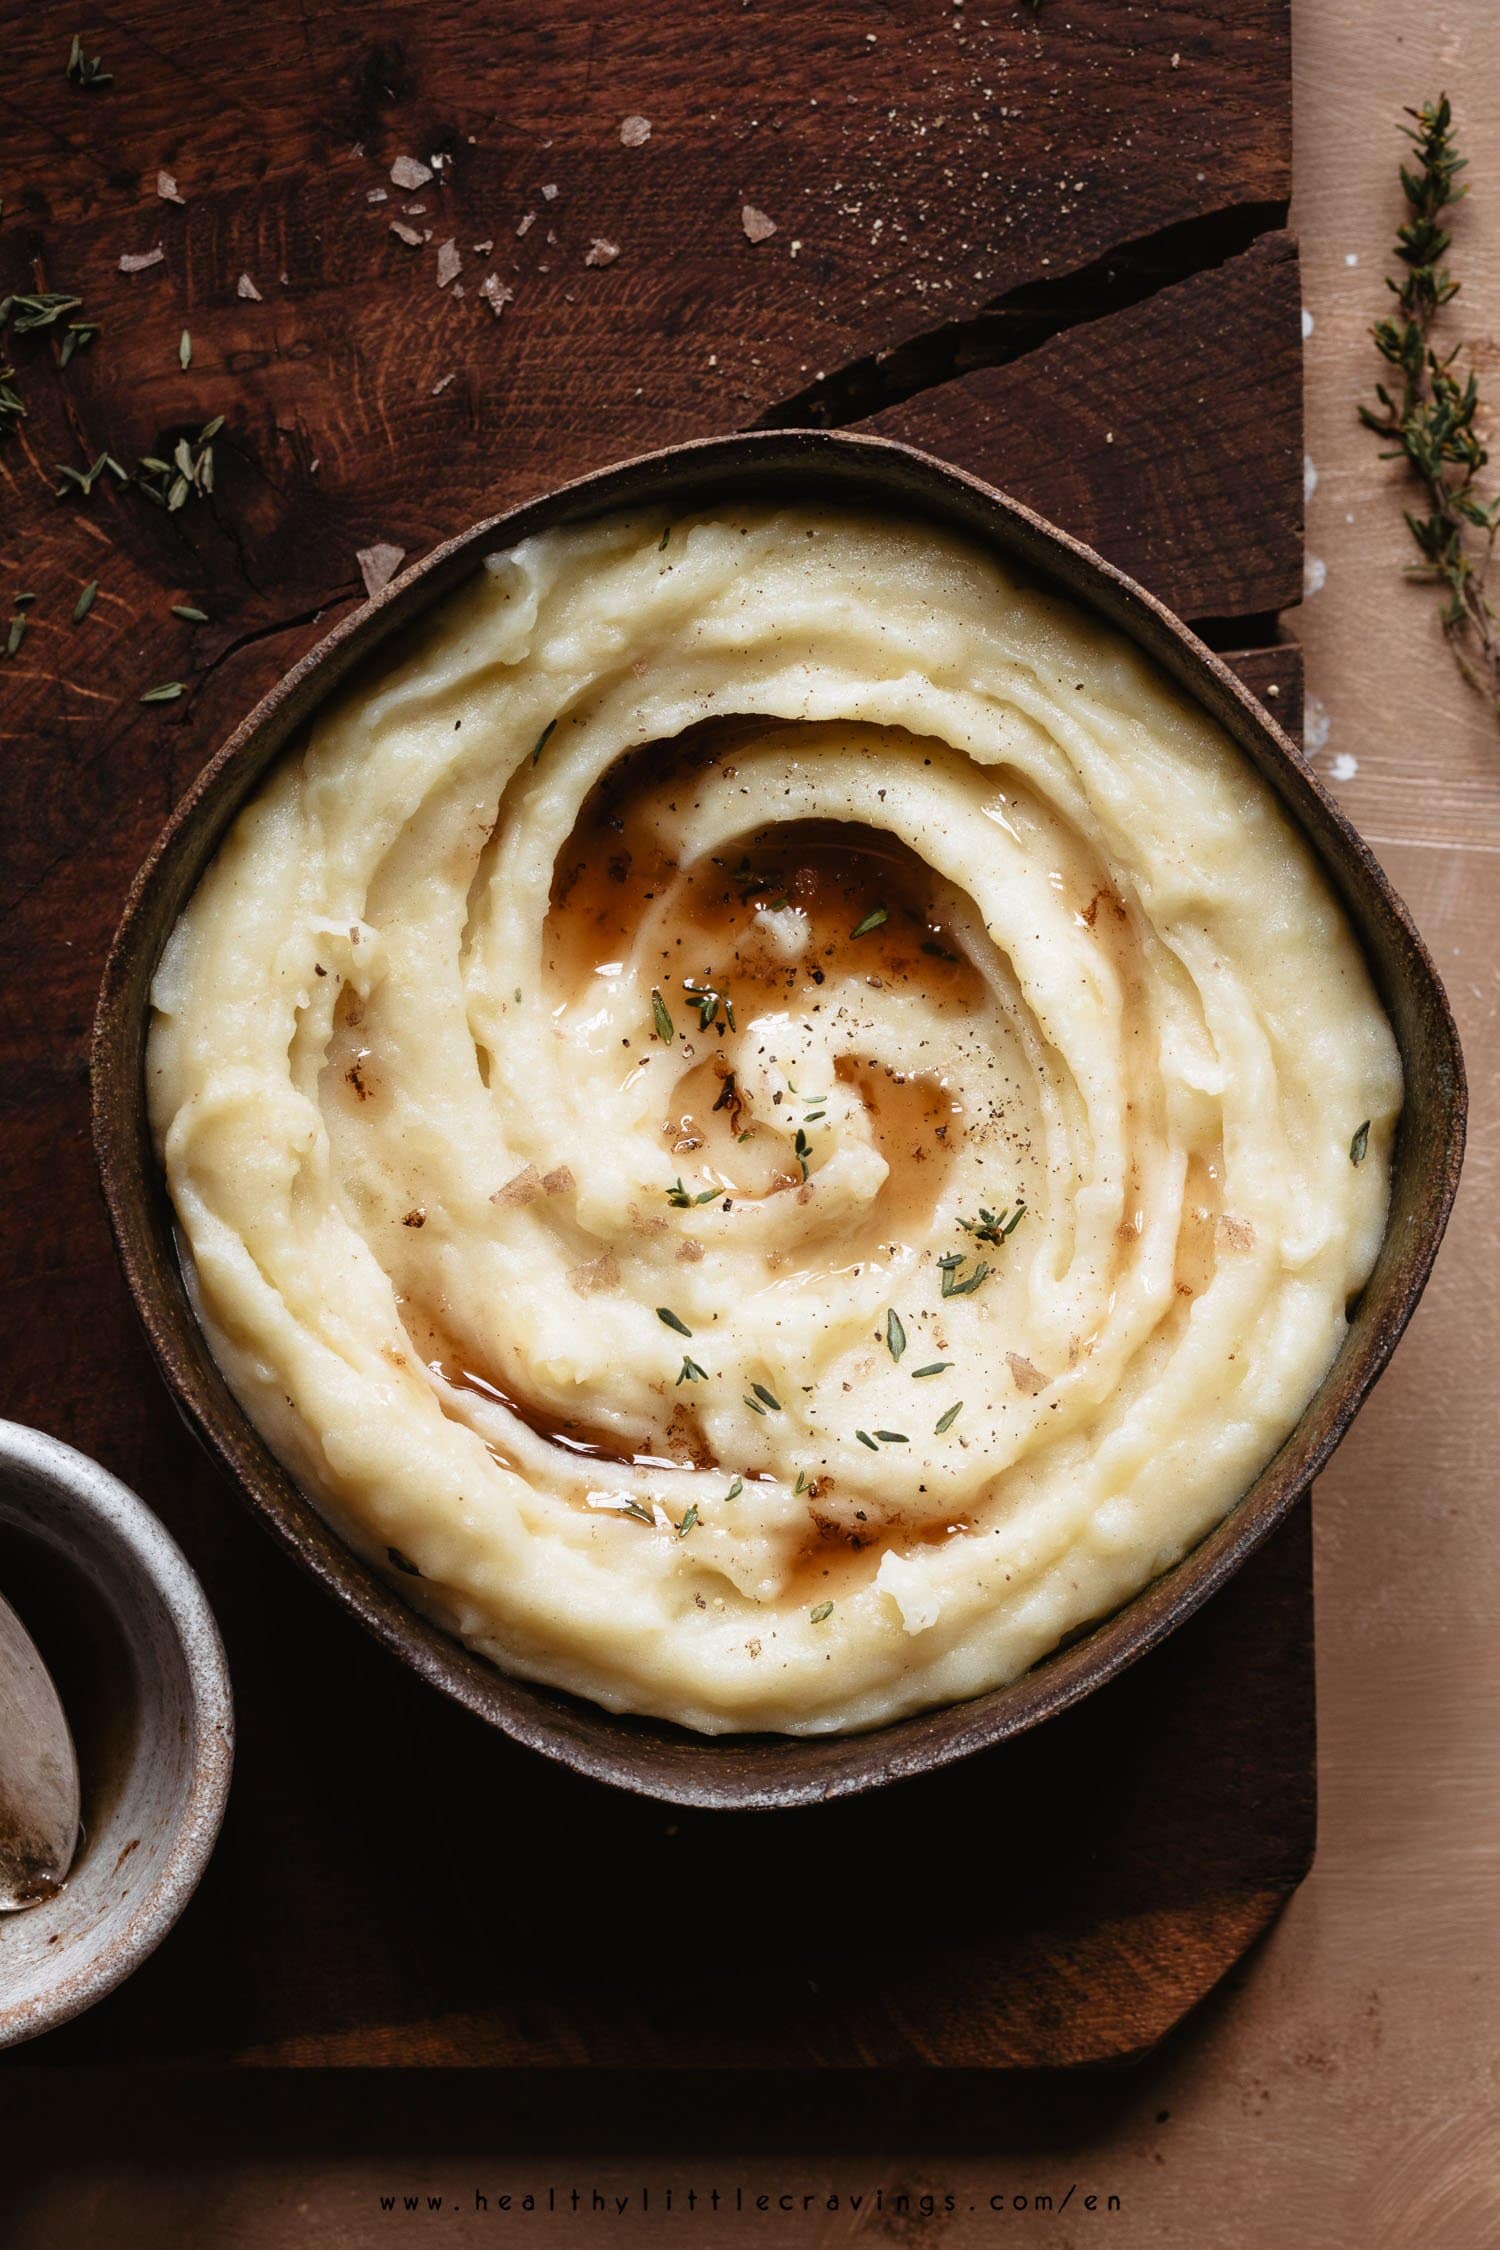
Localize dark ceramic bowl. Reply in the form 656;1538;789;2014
93;432;1465;1810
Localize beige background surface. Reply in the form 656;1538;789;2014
5;1;1498;2243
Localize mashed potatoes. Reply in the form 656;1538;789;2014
148;505;1400;1734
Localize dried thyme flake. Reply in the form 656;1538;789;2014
855;1429;878;1451
911;1361;952;1379
677;1504;699;1538
749;1382;781;1413
651;988;675;1043
656;1306;693;1337
885;1307;906;1362
1350;1119;1371;1165
809;1600;834;1624
530;716;556;765
934;1400;964;1434
676;1355;708;1385
849;906;888;939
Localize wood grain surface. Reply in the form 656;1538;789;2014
0;0;1308;2080
0;0;1361;2169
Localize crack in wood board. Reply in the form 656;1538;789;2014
755;198;1289;433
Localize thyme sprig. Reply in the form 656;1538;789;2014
1361;96;1500;717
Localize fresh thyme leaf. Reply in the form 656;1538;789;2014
677;1355;707;1385
659;524;671;551
617;1497;654;1526
4;613;26;659
793;1469;810;1495
744;1394;767;1415
886;1308;906;1362
651;988;675;1043
7;291;84;333
911;1361;952;1378
793;1127;811;1181
724;1476;743;1502
178;328;191;370
873;1429;908;1444
809;1600;834;1624
66;33;112;86
1350;1119;1371;1165
54;450;120;499
940;1255;990;1299
656;1306;692;1337
140;680;185;702
12;592;34;606
0;363;26;439
73;579;98;621
677;1503;698;1537
934;1401;963;1433
750;1382;781;1412
855;1428;878;1450
849;906;887;939
531;716;556;765
958;1203;1027;1245
1362;95;1500;717
171;603;208;623
58;320;98;368
666;1176;718;1208
683;977;728;1030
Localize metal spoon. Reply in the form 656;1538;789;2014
0;1587;80;1911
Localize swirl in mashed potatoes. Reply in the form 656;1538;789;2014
148;505;1400;1734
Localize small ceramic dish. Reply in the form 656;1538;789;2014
0;1421;232;2048
92;431;1464;1810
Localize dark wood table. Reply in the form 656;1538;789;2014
1;0;1309;2073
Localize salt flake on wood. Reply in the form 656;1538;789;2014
356;544;406;599
390;155;433;191
741;204;777;243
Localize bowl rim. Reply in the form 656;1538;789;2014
91;428;1466;1810
0;1419;234;2048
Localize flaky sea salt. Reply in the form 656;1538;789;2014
356;543;406;598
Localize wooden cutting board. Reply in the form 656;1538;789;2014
0;0;1307;2069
